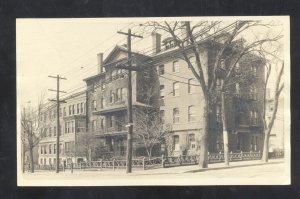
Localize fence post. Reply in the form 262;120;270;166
161;155;164;168
71;163;73;173
63;163;65;172
113;159;115;171
250;150;252;160
143;157;145;170
240;151;243;160
179;155;182;165
219;151;222;162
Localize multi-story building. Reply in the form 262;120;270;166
83;45;159;158
266;91;284;152
82;32;266;158
38;91;87;166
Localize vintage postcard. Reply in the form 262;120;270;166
16;16;290;186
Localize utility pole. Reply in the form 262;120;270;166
48;75;67;173
117;29;143;173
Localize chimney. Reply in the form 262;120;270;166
151;32;161;54
97;53;104;74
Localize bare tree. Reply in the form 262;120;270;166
21;93;51;172
143;20;282;168
261;62;284;162
134;86;172;158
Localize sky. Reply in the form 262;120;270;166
16;17;288;110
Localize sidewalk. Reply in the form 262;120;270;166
19;158;288;186
129;158;284;175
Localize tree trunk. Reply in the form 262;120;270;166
262;129;270;162
198;99;209;168
221;92;229;167
29;146;34;173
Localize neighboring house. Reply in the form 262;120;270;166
266;93;284;152
38;91;87;165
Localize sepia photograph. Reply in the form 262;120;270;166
16;16;290;186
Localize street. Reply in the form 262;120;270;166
18;159;289;186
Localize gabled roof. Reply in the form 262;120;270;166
103;45;150;65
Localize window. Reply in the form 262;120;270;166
100;117;106;130
188;106;196;122
101;98;106;109
49;158;52;165
112;70;117;78
63;107;66;116
59;108;62;117
65;122;68;134
92;120;97;131
54;127;56;136
44;145;47;154
49;144;52;154
250;86;257;100
44;158;46;165
116;88;121;101
40;145;43;154
188;78;195;94
53;110;56;119
251;65;257;74
49;127;52;137
235;83;240;95
160;85;165;98
59;143;62;154
72;105;75;115
173;135;180;151
235;62;241;74
188;134;196;149
54;144;56;154
71;121;74;133
110;90;114;103
121;88;127;102
77;104;80;114
216;78;221;89
173;108;180;123
158;65;164;75
80;103;83;113
109;116;113;128
216;104;221;122
173;61;179;72
250;110;258;125
144;71;150;78
220;59;226;69
173;82;179;96
69;105;72;115
160;110;165;124
93;100;97;111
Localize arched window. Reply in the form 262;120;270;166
173;82;179;96
173;61;179;72
188;106;196;122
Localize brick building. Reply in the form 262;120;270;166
38;91;87;166
82;32;265;158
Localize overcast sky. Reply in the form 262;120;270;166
16;17;288;110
